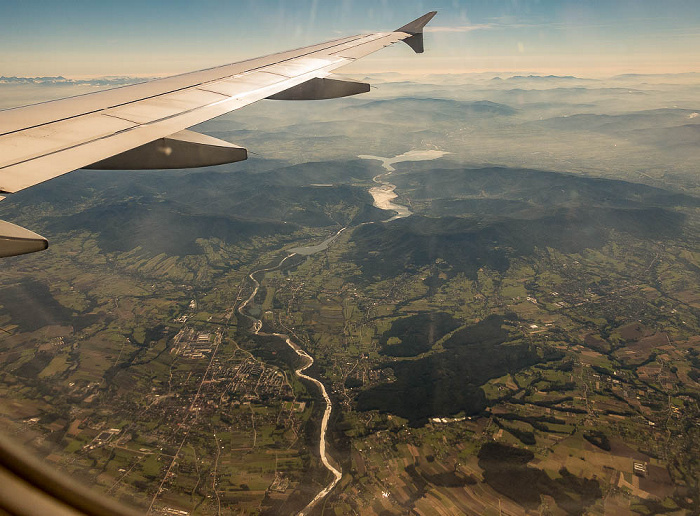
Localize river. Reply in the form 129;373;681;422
359;150;449;221
235;149;448;511
288;226;347;256
238;253;341;516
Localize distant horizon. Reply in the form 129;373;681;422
1;1;698;77
2;60;699;81
3;69;700;82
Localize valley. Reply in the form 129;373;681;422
0;71;699;515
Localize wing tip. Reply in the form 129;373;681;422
395;11;437;54
395;11;438;35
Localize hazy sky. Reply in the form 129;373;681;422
1;0;699;77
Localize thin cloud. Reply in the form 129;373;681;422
426;23;496;33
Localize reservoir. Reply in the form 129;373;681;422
360;150;449;221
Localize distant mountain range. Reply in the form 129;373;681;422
531;108;700;133
346;97;517;119
492;74;593;82
0;76;146;86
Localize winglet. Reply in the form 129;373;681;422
394;11;437;54
395;11;438;35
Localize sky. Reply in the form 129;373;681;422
1;0;699;78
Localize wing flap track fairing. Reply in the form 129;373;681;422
85;130;247;170
266;77;370;101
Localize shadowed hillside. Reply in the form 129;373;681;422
0;160;383;256
347;167;693;280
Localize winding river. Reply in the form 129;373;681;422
235;149;448;512
238;253;341;516
288;226;347;256
360;149;450;221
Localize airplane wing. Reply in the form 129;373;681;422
0;11;436;195
0;11;436;257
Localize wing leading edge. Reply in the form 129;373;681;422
0;11;436;257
